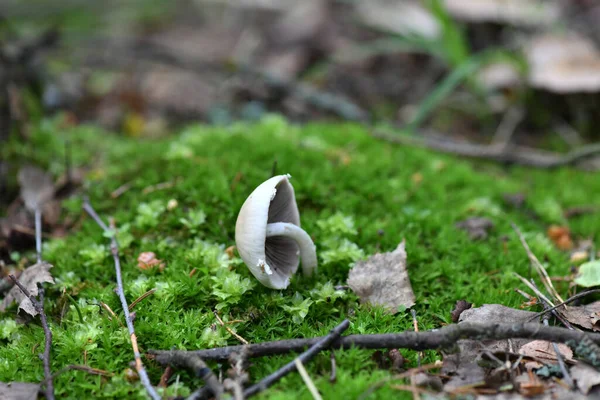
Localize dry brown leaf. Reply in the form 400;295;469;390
518;340;573;363
557;301;600;331
455;217;494;240
0;382;40;400
547;225;573;251
347;240;415;313
571;362;600;395
356;0;440;39
444;0;560;26
0;262;54;316
137;252;165;272
526;32;600;93
18;166;54;211
443;304;538;391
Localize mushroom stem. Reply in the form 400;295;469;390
266;222;317;277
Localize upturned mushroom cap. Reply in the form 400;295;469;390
235;174;302;289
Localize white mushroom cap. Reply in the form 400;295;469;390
236;174;309;289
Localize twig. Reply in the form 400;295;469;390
83;200;161;400
242;320;350;398
371;129;600;169
213;310;248;345
223;349;248;400
491;107;524;149
157;351;223;399
110;181;134;198
411;309;423;367
513;273;555;308
35;208;42;263
129;288;157;311
512;223;563;303
294;358;323;400
329;352;336;383
542;316;573;388
149;322;600;363
8;276;54;400
528;289;600;322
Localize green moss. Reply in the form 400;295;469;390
1;114;599;399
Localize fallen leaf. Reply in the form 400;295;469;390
451;299;473;322
0;262;54;316
137;252;165;272
518;340;573;363
18;166;54;211
347;240;415;313
455;217;494;240
571;251;589;264
574;261;600;288
556;300;600;331
571;362;600;395
503;192;526;208
547;225;573;250
0;381;40;400
443;304;538;391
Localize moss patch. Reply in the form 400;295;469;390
1;115;599;399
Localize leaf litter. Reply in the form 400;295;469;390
0;261;54;316
347;240;415;313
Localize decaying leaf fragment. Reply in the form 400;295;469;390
556;300;600;331
0;262;54;316
347;240;415;313
0;382;40;400
443;304;538;390
518;340;573;363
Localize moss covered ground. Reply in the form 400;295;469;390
1;115;599;399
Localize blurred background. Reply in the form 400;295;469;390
1;0;600;151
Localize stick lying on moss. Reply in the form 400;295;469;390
149;322;600;363
372;129;600;169
83;200;161;400
8;276;54;400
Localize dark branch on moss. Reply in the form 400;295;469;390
150;322;600;364
372;129;600;169
243;319;350;398
156;351;223;400
83;200;161;400
8;276;54;400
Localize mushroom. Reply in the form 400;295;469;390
235;174;317;289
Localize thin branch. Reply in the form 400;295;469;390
294;358;323;400
35;208;42;263
329;352;336;383
8;276;54;400
83;200;160;400
149;322;600;363
528;289;600;322
371;129;600;170
242;319;350;398
512;223;564;304
157;351;223;399
213;310;248;345
542;316;573;388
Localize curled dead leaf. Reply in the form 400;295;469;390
137;252;165;272
0;262;54;316
547;225;573;251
